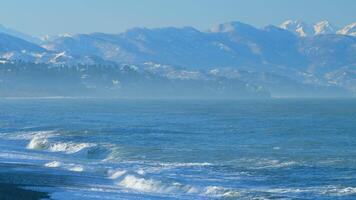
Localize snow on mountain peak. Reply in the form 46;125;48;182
313;20;335;35
280;20;313;37
280;20;341;37
337;22;356;36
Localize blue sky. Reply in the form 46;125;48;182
0;0;355;36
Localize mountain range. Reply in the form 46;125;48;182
280;20;356;37
0;20;355;98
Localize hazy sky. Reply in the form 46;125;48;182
0;0;355;36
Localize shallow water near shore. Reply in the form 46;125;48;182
0;99;356;199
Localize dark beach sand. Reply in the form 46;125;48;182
0;163;53;200
0;183;49;200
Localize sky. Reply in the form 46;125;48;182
0;0;355;36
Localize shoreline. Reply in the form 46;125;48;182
0;183;49;200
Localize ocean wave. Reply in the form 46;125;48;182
68;165;85;172
3;130;57;140
133;162;213;175
117;174;198;194
45;161;62;168
108;169;127;179
258;160;298;169
159;162;212;168
204;186;241;198
102;146;126;162
26;132;97;155
234;158;299;169
112;171;241;198
321;186;356;196
262;185;356;197
44;161;85;172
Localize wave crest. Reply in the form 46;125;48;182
26;132;96;155
117;174;198;194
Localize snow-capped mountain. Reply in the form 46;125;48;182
337;22;356;36
313;20;336;35
0;32;46;63
280;20;338;37
40;21;355;72
0;21;355;97
0;32;114;65
280;20;314;37
280;20;356;37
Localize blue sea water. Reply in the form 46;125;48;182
0;99;356;199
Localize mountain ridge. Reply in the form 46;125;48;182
0;20;355;98
279;20;356;37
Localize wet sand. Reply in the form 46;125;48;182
0;183;49;200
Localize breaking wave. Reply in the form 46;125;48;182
107;168;241;198
204;186;241;198
25;132;108;159
117;174;198;194
159;162;212;168
45;161;85;172
261;185;356;197
27;134;94;154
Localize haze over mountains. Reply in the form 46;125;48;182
0;20;355;98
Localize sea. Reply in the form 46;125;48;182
0;98;355;199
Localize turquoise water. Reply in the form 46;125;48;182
0;99;356;199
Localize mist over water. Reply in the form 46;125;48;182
0;99;356;199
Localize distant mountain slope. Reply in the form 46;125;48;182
299;34;356;73
0;21;355;97
44;23;289;69
0;32;114;65
0;33;45;52
41;21;355;72
0;33;47;62
0;25;41;44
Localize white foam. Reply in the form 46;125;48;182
27;134;50;150
265;187;307;194
241;159;298;169
262;185;356;197
44;161;84;172
68;165;84;172
159;162;212;168
333;187;356;196
322;186;356;196
204;186;241;197
108;169;127;179
118;175;172;193
45;161;62;168
26;132;95;154
118;175;197;194
136;168;145;175
49;142;95;154
262;160;297;169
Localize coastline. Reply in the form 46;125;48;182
0;183;49;200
